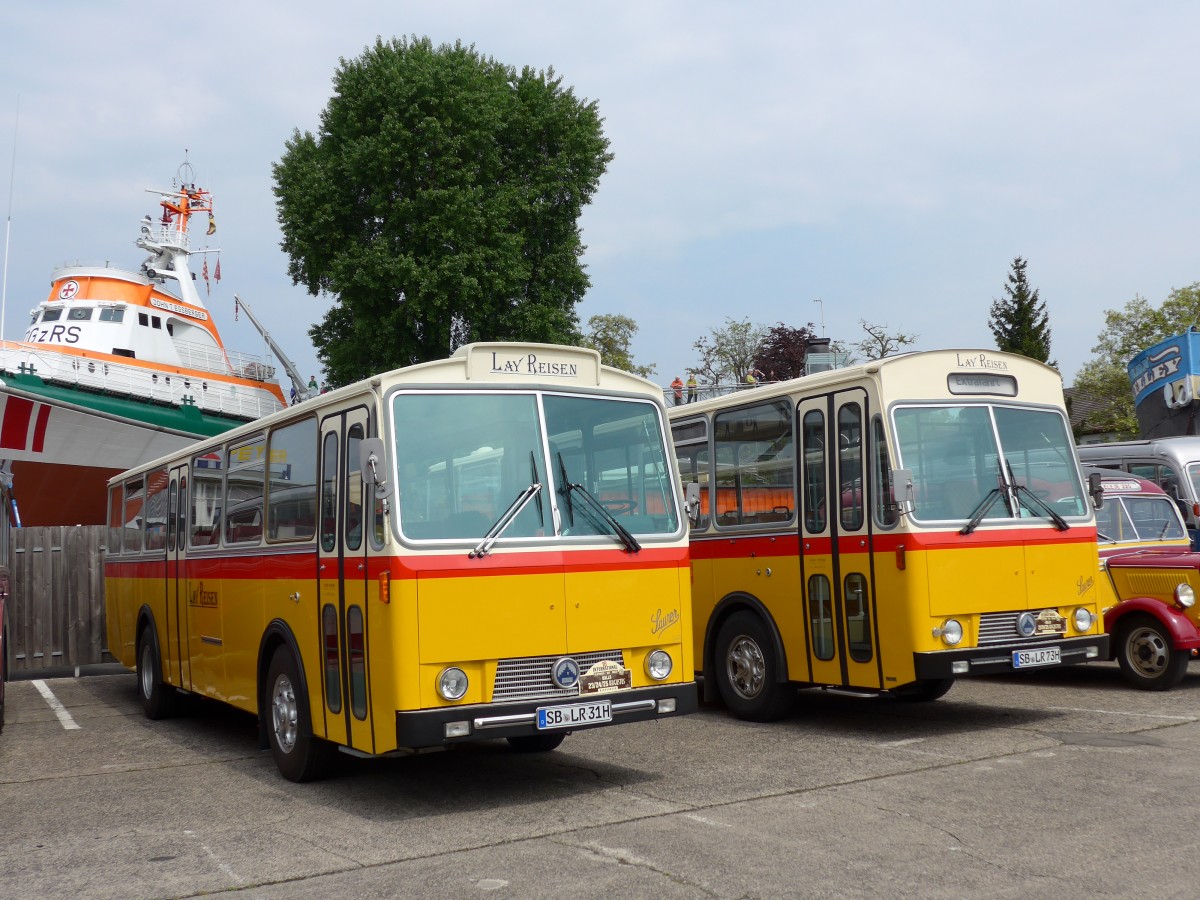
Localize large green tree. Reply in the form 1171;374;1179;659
1073;284;1200;437
989;257;1055;365
581;314;655;378
273;37;613;385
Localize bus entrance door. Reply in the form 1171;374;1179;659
168;465;189;690
318;407;376;755
797;390;881;691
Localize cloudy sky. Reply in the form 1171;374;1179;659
1;2;1197;391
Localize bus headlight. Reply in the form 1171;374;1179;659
1073;606;1096;632
645;649;673;681
1175;584;1196;609
437;666;469;701
934;619;963;646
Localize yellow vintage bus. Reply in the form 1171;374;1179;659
670;349;1108;719
106;343;696;780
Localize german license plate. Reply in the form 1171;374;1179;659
1012;646;1061;668
536;699;612;730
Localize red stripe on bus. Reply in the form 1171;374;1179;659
0;397;33;450
106;546;689;581
688;526;1098;560
32;403;50;453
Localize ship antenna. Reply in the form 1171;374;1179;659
0;95;19;344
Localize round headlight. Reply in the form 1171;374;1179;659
645;649;673;681
437;666;468;701
939;619;963;646
1073;606;1095;632
1175;583;1196;609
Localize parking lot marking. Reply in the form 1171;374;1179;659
1048;705;1197;721
31;680;80;731
184;830;244;886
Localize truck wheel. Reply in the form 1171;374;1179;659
714;611;793;721
1116;615;1190;691
266;646;334;782
137;627;177;719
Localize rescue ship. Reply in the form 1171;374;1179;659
0;165;292;525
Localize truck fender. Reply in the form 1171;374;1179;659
1104;597;1200;651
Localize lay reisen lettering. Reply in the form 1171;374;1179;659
489;351;579;377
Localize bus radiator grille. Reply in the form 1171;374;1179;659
492;650;626;703
977;611;1063;646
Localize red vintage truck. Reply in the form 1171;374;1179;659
1091;469;1200;689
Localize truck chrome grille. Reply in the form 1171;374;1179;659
492;649;625;702
978;611;1062;646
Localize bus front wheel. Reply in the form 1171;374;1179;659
507;733;567;753
136;627;177;720
266;647;334;782
892;678;955;702
1116;615;1190;691
714;611;793;721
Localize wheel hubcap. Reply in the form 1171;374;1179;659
139;643;154;699
272;674;299;753
1127;627;1169;678
726;635;766;700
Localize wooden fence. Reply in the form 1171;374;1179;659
6;526;110;674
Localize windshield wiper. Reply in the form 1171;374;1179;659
960;487;1006;535
469;481;542;559
1006;461;1069;531
556;452;641;552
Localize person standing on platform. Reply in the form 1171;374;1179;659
670;375;684;406
686;373;698;403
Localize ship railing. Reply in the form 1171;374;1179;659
0;343;284;422
173;339;277;382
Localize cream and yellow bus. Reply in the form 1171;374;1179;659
106;343;696;781
670;349;1108;719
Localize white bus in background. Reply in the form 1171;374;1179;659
1077;436;1200;548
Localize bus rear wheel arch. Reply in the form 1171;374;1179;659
265;645;335;782
714;610;794;721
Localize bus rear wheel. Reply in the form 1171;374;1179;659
266;646;334;782
136;627;177;720
507;733;567;753
714;611;793;722
1116;615;1190;691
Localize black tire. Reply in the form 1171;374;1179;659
713;610;793;721
892;678;955;702
507;733;567;753
266;646;334;782
0;626;7;734
1116;614;1190;691
136;626;177;720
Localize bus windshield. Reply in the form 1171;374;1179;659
893;404;1087;524
394;392;678;541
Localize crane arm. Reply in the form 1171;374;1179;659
233;294;313;402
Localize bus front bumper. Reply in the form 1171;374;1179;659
395;682;699;749
913;634;1111;679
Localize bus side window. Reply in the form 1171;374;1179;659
225;436;266;544
266;417;317;542
802;410;826;533
346;422;364;551
872;416;898;528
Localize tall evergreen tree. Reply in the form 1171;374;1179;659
988;257;1055;366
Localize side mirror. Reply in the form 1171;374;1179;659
1087;471;1104;510
358;438;394;501
892;468;915;516
684;482;702;525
